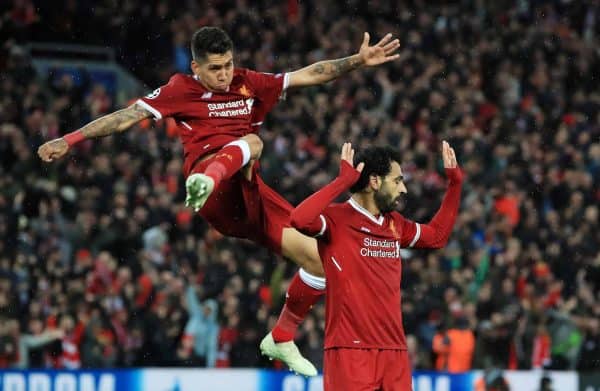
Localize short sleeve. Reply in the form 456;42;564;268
292;208;334;242
245;70;289;108
316;208;337;242
136;74;188;120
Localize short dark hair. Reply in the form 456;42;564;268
191;27;233;61
349;146;402;193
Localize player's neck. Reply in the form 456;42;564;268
350;194;381;217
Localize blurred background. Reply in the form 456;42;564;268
0;0;599;389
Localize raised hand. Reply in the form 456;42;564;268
341;142;365;172
442;140;458;169
38;138;69;162
358;32;401;67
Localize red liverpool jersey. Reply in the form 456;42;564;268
136;69;288;176
317;199;419;350
290;162;463;350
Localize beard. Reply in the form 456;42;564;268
374;190;400;214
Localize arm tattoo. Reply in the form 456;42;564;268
80;104;151;139
308;56;362;79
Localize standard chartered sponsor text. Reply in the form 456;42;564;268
208;100;252;117
207;101;245;110
363;238;396;248
209;108;251;117
360;237;400;259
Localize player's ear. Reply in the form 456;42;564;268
190;60;201;75
369;175;381;191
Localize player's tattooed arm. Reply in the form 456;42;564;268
80;103;152;138
311;57;363;76
288;55;363;87
288;32;400;88
38;103;152;162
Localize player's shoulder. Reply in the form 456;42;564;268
234;67;250;76
167;73;195;85
388;211;414;229
388;210;407;222
235;67;283;81
229;68;251;86
232;67;253;81
388;210;402;219
161;73;207;96
324;201;352;217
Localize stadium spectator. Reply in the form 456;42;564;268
181;282;219;367
432;316;475;372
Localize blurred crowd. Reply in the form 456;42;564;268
1;0;599;372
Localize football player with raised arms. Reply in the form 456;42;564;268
290;141;463;389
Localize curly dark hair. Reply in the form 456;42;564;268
349;146;402;193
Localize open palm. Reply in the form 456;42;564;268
442;141;458;168
358;32;400;67
341;142;364;172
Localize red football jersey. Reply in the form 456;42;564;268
136;69;288;176
291;163;463;350
316;199;420;350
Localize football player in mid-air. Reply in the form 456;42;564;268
38;27;400;375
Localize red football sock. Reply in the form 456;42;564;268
203;141;248;188
272;271;325;343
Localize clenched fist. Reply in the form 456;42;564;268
38;138;69;162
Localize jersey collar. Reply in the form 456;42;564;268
348;197;384;226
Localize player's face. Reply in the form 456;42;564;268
374;161;407;213
191;51;234;92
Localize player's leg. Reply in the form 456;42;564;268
242;172;324;273
267;230;324;345
260;267;323;376
243;174;323;376
281;228;323;276
185;134;263;211
323;348;377;391
380;350;413;391
191;155;255;239
190;159;320;376
240;158;256;181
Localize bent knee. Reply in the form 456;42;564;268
298;244;324;277
242;134;264;159
303;259;324;278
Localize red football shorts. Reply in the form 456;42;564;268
324;348;412;391
191;157;292;254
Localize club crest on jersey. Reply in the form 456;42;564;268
145;88;161;99
239;85;251;97
389;220;399;239
245;98;254;112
